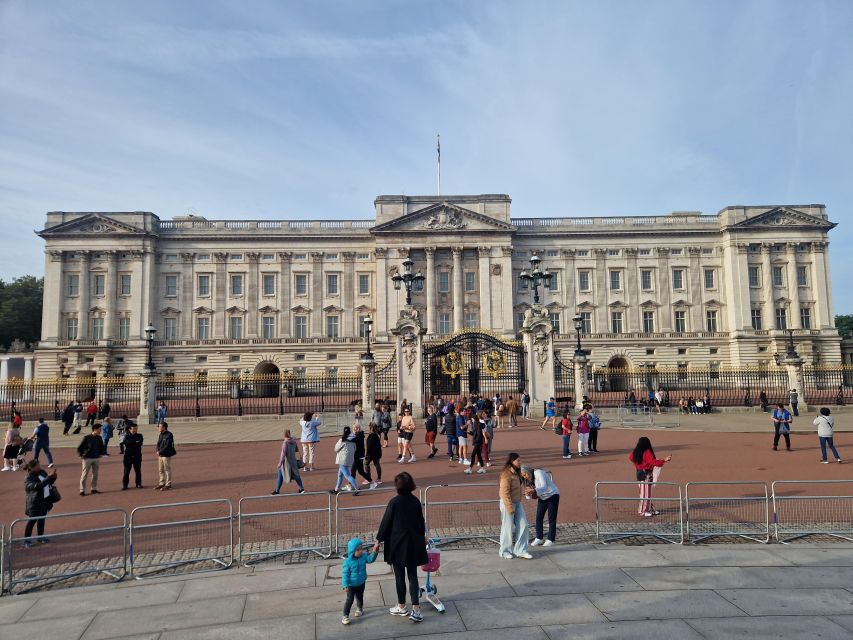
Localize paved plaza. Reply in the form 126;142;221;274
2;542;853;639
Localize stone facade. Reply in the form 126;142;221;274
33;195;841;379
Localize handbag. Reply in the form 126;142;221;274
297;459;305;469
48;484;62;504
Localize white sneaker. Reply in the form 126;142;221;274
398;457;405;464
362;480;372;485
370;482;379;489
374;480;383;486
342;486;353;492
642;512;654;517
562;455;571;459
500;552;514;559
543;540;554;547
389;605;409;616
464;459;471;466
458;458;464;464
354;607;363;618
1;466;11;472
341;616;350;625
531;538;544;546
477;468;486;474
820;460;829;464
408;456;416;463
47;463;55;468
464;468;472;474
516;552;533;559
486;462;492;467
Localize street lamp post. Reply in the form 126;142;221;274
391;257;425;306
573;313;585;356
144;323;157;372
785;329;799;358
519;253;553;306
362;315;373;358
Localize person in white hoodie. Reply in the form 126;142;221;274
333;427;359;493
814;407;843;464
300;412;322;472
521;465;560;546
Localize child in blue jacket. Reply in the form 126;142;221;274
341;536;377;625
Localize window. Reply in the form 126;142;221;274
439;272;450;293
576;250;589;257
465;271;476;292
294;274;308;296
294;315;308;339
229;354;241;362
748;266;760;288
610;312;623;334
93;274;106;296
358;315;369;338
325;253;338;261
357;253;370;260
464;312;478;328
706;310;718;332
579;312;591;334
230;274;244;296
229;253;243;261
775;307;787;330
674;310;686;332
646;348;655;355
678;348;687;355
262;253;275;261
549;313;561;334
164;317;177;340
702;248;714;255
638;249;651;256
262;274;275;296
578;270;591;292
672;269;684;290
197;254;210;261
642;311;655;333
119;274;132;296
609;270;621;291
546;250;559;257
797;265;808;287
772;266;784;287
118;317;131;340
197;317;210;340
751;309;763;330
704;269;715;290
358;274;370;295
165;275;178;297
326;274;339;295
262;317;276;338
710;347;718;354
516;312;525;330
709;362;720;379
164;254;178;262
327;353;337;360
800;307;812;329
670;248;683;256
326;315;339;338
546;272;558;291
230;316;243;339
65;317;78;340
198;275;210;297
65;274;79;297
641;270;653;291
91;318;104;340
439;313;451;335
607;249;620;257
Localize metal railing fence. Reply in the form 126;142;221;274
129;499;233;578
595;481;684;544
238;491;333;565
685;482;770;543
334;487;398;556
771;480;853;543
3;377;141;422
6;508;127;594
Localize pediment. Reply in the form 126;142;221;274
672;299;691;307
322;304;343;313
291;305;312;313
258;305;279;313
607;300;626;308
704;298;725;307
576;301;596;310
729;207;836;231
193;306;214;314
354;304;374;313
225;305;246;313
38;214;149;237
513;303;532;312
371;202;515;234
774;296;792;305
640;299;661;308
160;307;182;315
545;302;565;310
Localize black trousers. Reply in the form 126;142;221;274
393;563;419;606
122;456;142;488
535;494;560;542
351;458;372;483
469;442;485;467
365;458;381;481
343;583;365;616
773;423;791;449
588;429;599;451
85;414;96;427
25;516;46;539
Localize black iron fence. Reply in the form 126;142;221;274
375;353;397;410
2;377;141;422
553;352;576;404
803;365;853;406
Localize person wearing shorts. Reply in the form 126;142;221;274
457;410;469;466
398;408;416;463
424;405;438;458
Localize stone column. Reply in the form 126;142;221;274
785;243;801;329
104;251;118;339
360;354;376;412
656;249;671;331
783;356;808;413
137;370;158;424
142;249;157;340
561;249;576;323
624;248;638;332
593;249;608;332
310;252;324;337
0;358;8;382
342;252;356;336
246;252;260;337
279;252;292;336
761;243;773;324
425;248;436;335
77;252;91;339
392;312;425;417
520;308;555;418
573;353;589;410
452;246;463;332
812;242;832;329
23;356;33;401
500;247;514;334
688;247;703;331
42;251;63;342
478;247;492;329
375;248;389;338
213;253;227;338
727;243;752;332
180;253;194;339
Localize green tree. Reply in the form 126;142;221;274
0;276;44;348
836;314;853;337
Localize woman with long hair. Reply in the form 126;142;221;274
628;437;672;517
398;407;417;463
465;411;487;474
457;409;470;466
424;405;439;458
272;429;305;495
333;427;359;494
300;411;322;472
365;422;383;488
498;452;532;559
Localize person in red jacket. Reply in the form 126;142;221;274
628;437;672;517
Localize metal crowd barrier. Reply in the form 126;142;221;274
334;487;397;556
130;499;233;578
772;480;853;544
595;481;684;544
238;491;333;565
6;508;127;594
685;482;770;543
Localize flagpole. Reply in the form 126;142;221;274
436;133;441;196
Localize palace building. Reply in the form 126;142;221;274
33;195;840;379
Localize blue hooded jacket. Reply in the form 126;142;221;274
341;537;377;588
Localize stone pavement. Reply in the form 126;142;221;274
3;542;853;639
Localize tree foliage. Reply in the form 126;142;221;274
836;315;853;337
0;276;44;349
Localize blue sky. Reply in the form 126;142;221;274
2;0;852;310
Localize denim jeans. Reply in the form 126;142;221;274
33;441;53;464
499;501;529;557
561;434;571;457
335;464;357;491
275;467;304;492
819;436;841;461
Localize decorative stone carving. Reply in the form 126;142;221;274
48;250;64;262
246;252;261;263
388;265;399;277
424;247;435;256
478;247;491;258
180;252;195;262
624;248;638;258
213;252;228;263
398;247;410;258
374;247;388;258
534;332;550;372
501;247;513;257
310;252;324;262
561;249;576;258
422;207;467;230
593;248;607;258
341;252;357;261
688;246;702;256
401;331;418;373
491;264;502;276
278;251;292;262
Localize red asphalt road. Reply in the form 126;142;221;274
1;420;849;530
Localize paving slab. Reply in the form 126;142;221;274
650;546;793;566
328;561;393;578
716;588;853;616
547;546;666;569
81;595;246;640
543;618;704;640
243;582;382;619
830;616;853;634
455;593;606;629
503;567;641;596
177;565;316;600
743;565;853;589
684;615;853;639
0;597;36;624
397;626;549;640
378;572;514;605
6;613;95;640
436;549;557;575
586;589;746;621
160;613;316;640
622;566;771;590
315;602;466;640
21;580;184;621
780;547;853;566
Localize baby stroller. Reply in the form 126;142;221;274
16;437;34;468
418;541;445;613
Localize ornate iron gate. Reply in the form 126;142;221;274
553;351;575;404
422;331;526;404
375;352;398;410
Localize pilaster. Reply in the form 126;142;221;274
391;309;426;417
478;246;492;328
520;307;555;418
425;248;436;335
452;246;464;332
246;252;260;337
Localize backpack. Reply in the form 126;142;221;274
553;420;563;435
588;414;601;429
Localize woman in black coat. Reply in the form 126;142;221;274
372;471;428;622
23;458;58;547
